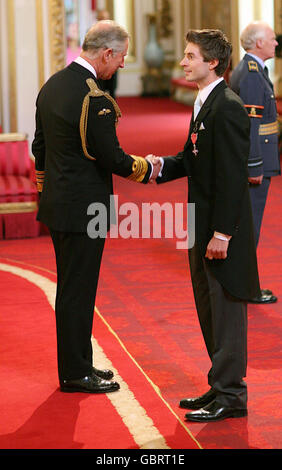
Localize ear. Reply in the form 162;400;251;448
103;48;113;62
209;58;219;71
256;38;264;50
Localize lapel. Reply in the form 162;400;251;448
185;80;227;147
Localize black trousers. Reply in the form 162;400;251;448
50;230;105;382
189;244;248;409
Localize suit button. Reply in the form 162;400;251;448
265;139;269;143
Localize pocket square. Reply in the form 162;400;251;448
199;123;205;130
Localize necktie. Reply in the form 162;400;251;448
264;66;269;77
194;94;202;120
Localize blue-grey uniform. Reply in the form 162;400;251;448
230;53;280;246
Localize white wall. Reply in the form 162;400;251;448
0;0;9;132
14;0;39;141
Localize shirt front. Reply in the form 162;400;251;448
196;76;224;107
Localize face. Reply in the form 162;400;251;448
180;42;218;89
259;27;278;61
101;39;128;80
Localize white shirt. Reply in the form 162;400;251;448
74;56;97;77
195;76;224;111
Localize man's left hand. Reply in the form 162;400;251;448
205;236;229;260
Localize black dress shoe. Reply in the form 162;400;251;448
60;374;120;394
185;400;247;422
179;389;216;410
261;288;273;296
92;366;114;380
248;290;277;304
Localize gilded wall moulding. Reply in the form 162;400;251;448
48;0;66;74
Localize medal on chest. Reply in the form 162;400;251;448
191;122;200;156
191;132;199;156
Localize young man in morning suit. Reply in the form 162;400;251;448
32;21;160;394
149;30;260;422
230;21;280;305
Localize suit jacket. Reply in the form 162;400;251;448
230;54;280;178
32;62;151;232
157;80;260;300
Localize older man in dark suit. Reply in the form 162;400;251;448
150;29;260;422
32;20;160;394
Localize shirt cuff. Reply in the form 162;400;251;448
214;231;232;241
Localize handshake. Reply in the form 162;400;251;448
145;154;162;183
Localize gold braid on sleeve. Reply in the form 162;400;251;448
35;170;45;192
80;78;122;161
127;155;149;183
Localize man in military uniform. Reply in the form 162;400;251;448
32;20;160;394
230;21;280;304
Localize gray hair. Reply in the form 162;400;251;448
82;20;129;56
240;21;268;51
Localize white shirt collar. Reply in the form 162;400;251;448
74;56;97;77
197;77;224;105
247;53;265;70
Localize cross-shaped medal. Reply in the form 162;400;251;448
191;132;198;156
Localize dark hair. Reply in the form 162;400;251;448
186;29;232;76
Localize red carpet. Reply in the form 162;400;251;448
0;97;281;451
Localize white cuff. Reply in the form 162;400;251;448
214;231;232;241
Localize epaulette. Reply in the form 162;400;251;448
80;78;122;161
248;60;259;72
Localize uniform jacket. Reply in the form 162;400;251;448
157;80;260;300
32;62;151;232
230;53;280;178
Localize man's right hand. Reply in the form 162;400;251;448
146;154;161;182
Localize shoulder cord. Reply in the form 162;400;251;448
80;78;122;161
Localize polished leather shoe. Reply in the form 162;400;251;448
261;288;273;296
92;366;114;380
248;290;277;304
185;400;247;422
60;374;120;394
179;389;216;410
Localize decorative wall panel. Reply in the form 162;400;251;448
48;0;66;74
